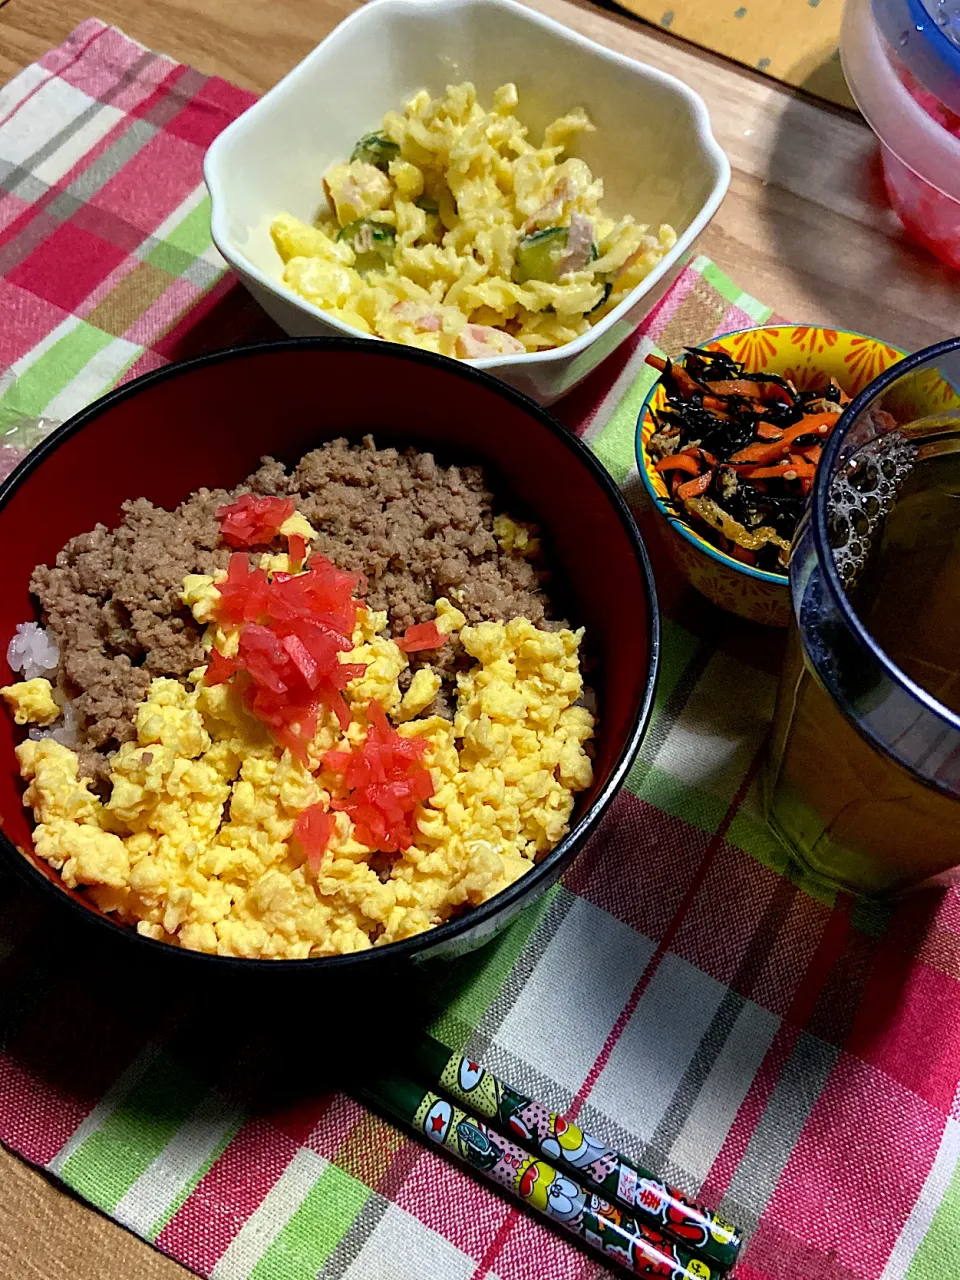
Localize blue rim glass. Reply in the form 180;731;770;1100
801;334;960;793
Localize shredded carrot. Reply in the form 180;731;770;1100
677;471;714;500
756;422;783;441
792;411;840;435
732;414;839;466
704;378;792;404
645;352;701;399
742;459;815;481
778;416;838;447
654;453;700;477
702;396;732;416
730;440;785;466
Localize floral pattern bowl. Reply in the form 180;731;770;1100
635;324;907;626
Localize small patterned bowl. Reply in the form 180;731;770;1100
635;324;907;626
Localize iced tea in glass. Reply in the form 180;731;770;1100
764;339;960;895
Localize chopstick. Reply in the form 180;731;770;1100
408;1032;741;1273
357;1071;725;1280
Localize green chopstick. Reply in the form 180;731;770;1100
408;1033;741;1273
358;1072;722;1279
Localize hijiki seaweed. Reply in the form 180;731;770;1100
645;347;849;574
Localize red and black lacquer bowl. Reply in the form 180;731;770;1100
0;339;659;975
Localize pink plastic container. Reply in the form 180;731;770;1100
841;0;960;267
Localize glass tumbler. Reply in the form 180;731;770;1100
763;337;960;895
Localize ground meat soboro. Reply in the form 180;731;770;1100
31;436;556;781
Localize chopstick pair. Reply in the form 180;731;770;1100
358;1033;741;1278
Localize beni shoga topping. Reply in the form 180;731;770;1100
2;439;596;960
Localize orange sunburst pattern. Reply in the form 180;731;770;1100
843;338;904;395
910;365;960;411
789;326;840;355
782;364;827;392
710;328;780;370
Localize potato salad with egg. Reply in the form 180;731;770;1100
3;496;595;960
270;82;676;357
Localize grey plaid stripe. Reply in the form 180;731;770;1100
476;1042;576;1120
644;990;751;1183
52;116;157;209
625;631;716;792
3;102;103;201
3;52;159;195
719;1032;838;1233
0;204;59;276
573;1102;657;1183
621;466;648;512
0;61;214;281
317;1191;391;1279
475;885;578;1045
10;50;196;183
0;121;159;278
138;65;209;129
70;195;158;252
644;879;798;1171
0;161;47;205
807;927;882;1048
183;255;221;289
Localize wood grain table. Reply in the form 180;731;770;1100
0;0;958;1274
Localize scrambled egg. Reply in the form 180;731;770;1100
494;513;541;559
11;583;595;960
271;82;676;357
2;678;60;726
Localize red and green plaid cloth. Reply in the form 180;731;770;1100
2;20;959;1280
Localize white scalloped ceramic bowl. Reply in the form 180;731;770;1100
204;0;730;405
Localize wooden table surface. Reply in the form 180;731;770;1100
0;0;958;1274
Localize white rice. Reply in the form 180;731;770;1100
8;620;78;747
28;699;79;748
7;621;59;681
576;686;599;717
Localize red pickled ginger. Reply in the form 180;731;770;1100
324;700;434;853
396;620;446;653
216;493;295;547
206;552;366;754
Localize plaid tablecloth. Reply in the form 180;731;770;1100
2;20;960;1280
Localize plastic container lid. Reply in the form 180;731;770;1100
843;0;960;201
872;0;960;112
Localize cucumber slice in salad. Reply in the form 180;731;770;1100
514;227;599;284
336;219;396;273
350;133;400;171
